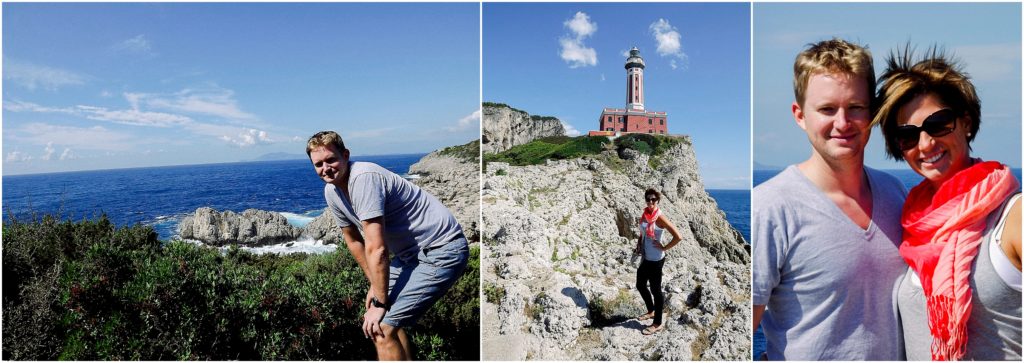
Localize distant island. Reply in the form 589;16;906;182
248;152;308;162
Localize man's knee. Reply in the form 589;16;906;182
374;323;402;348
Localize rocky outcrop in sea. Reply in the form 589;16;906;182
482;103;566;154
481;136;750;360
177;207;303;247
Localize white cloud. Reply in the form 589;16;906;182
60;148;74;161
42;142;55;161
445;110;481;132
113;34;154;56
132;88;257;121
3;59;85;91
649;19;688;70
559;12;598;68
219;129;274;147
561;121;581;137
5;151;32;162
565;11;597;38
560;38;598;68
76;105;193;127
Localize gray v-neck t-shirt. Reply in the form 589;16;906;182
324;161;464;264
752;165;908;360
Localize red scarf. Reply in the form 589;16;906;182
642;206;661;239
899;160;1019;360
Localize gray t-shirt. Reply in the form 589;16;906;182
752;165;908;360
324;161;464;264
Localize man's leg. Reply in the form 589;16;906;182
396;325;413;359
375;323;409;360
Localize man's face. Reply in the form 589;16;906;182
309;144;349;186
793;72;872;164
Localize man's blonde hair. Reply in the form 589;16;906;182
793;38;875;108
306;131;347;158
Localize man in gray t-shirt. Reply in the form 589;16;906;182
307;131;468;360
751;38;908;360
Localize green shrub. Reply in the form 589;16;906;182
483;283;506;304
484;136;611;166
2;216;479;360
437;139;480;163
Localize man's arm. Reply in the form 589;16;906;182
340;226;372;281
753;304;765;330
360;216;389;339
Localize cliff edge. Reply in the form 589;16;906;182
482;102;566;154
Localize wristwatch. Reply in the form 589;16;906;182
370;296;390;310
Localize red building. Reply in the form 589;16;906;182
595;47;668;135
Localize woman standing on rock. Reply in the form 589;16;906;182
634;188;683;335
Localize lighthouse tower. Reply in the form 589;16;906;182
625;47;645;111
592;47;668;136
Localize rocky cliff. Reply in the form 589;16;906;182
481;138;750;360
482;103;566;154
304;140;481;244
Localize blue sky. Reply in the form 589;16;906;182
754;2;1022;170
2;3;480;175
484;2;751;190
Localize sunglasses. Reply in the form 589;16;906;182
894;108;958;151
645;197;658;202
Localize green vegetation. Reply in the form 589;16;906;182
495;169;507;176
484;136;611;166
613;133;683;157
436;139;480;163
483;283;505;305
587;289;638;327
2;215;480;360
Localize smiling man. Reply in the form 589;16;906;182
751;39;908;360
306;130;469;360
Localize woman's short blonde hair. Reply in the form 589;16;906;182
874;44;980;160
793;38;875;108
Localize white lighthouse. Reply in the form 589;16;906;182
625;47;645;111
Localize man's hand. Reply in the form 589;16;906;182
362;305;387;340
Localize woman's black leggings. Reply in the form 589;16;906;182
636;258;665;325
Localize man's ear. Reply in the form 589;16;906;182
792;101;807;131
341;148;350;161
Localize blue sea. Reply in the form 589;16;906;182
707;189;750;243
2;154;426;253
750;167;1023;360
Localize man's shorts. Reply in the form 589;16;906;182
382;236;469;328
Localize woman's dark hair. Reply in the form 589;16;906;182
644;188;661;201
874;43;980;160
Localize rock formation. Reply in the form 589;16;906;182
481;136;750;360
482;103;566;154
304;140;481;244
178;207;302;247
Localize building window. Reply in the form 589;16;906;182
648;118;652;124
648;130;653;133
621;127;626;132
660;119;664;125
619;117;623;122
606;128;613;131
607;116;612;123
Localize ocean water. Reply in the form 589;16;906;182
2;154;426;254
750;167;1022;359
707;189;750;242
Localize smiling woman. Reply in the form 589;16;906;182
874;45;1022;361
